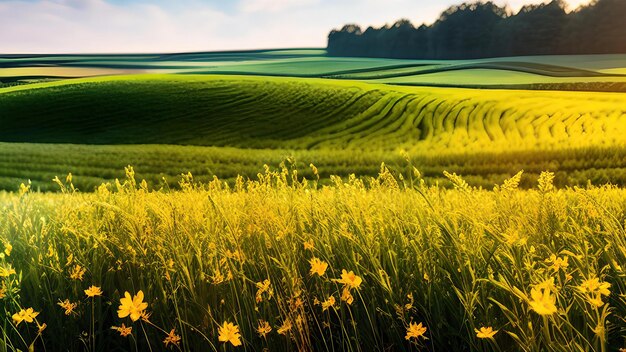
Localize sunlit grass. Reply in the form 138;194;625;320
1;165;625;351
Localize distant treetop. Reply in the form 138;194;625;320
327;0;626;59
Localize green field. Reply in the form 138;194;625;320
1;73;625;191
2;49;626;91
2;49;626;351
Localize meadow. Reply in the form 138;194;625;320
1;50;626;351
1;167;625;351
2;49;626;91
1;74;626;191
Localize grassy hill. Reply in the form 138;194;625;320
1;74;625;191
2;74;625;149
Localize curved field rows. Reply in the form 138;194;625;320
1;74;625;151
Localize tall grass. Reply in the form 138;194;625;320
2;142;626;192
1;165;625;351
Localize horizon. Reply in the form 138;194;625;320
0;0;593;54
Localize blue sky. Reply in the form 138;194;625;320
0;0;591;53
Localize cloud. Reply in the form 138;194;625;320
0;0;232;53
239;0;319;13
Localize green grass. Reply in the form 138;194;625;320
1;142;626;192
2;50;626;91
1;74;625;149
1;74;625;191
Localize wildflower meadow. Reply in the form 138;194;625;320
1;165;625;351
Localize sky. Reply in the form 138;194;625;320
0;0;594;54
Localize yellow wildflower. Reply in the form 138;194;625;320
140;311;152;323
57;299;78;316
256;279;271;293
255;279;272;303
404;293;414;310
117;291;148;322
0;264;16;277
303;240;315;251
4;243;12;256
309;257;328;277
69;265;86;281
546;254;568;272
0;285;6;299
277;319;292;335
340;287;354;305
212;269;225;284
256;320;272;338
593;323;605;338
475;326;498;339
334;270;362;290
321;295;336;311
84;286;103;298
587;294;604;307
112;323;132;337
163;328;181;348
579;277;611;296
535;277;555;291
218;321;242;347
37;323;47;334
291;297;304;310
405;322;427;340
12;308;39;325
528;287;557;315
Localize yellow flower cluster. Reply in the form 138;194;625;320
578;277;611;307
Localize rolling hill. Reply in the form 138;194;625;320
2;74;625;150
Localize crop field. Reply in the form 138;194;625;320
1;49;626;351
2;49;626;91
1;74;626;192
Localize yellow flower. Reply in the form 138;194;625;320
4;243;12;256
0;264;16;277
277;319;292;335
12;308;39;325
405;322;427;340
475;326;498;339
112;323;132;337
528;287;557;315
535;277;555;291
579;277;611;296
587;294;604;307
84;286;103;298
303;240;315;251
256;320;272;338
256;279;271;293
163;328;181;347
334;270;362;290
593;323;605;338
255;279;272;303
69;265;86;281
0;285;6;299
340;287;354;305
309;257;328;277
57;299;78;316
117;291;148;322
546;254;568;272
218;321;242;347
321;295;336;311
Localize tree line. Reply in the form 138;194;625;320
327;0;626;59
